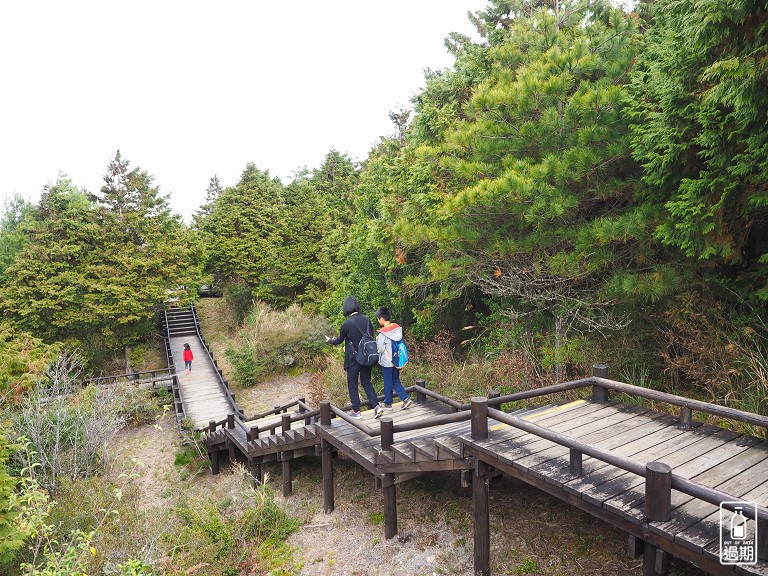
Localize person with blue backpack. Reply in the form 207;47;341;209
374;306;412;418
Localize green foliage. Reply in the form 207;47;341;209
0;158;203;362
515;557;539;575
167;483;301;575
109;383;166;426
0;322;60;403
225;302;330;386
197;164;284;305
0;194;33;286
629;0;768;296
0;433;24;569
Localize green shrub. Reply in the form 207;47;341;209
0;433;24;570
0;322;59;404
109;383;166;426
165;480;302;575
225;302;330;386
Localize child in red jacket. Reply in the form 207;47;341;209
183;343;193;374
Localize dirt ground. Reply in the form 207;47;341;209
108;371;711;576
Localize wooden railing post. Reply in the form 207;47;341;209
282;451;293;497
281;413;292;433
473;459;490;576
759;516;767;561
415;379;427;402
383;474;397;539
679;405;692;429
471;397;489;441
569;448;583;477
643;544;671;576
247;426;258;441
227;413;235;429
208;420;216;433
321;438;334;513
320;400;331;426
645;461;672;522
592;363;609;402
380;418;394;451
210;449;220;475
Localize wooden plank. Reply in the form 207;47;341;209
578;425;723;508
562;415;696;496
535;412;670;488
500;405;663;472
595;427;738;521
435;436;463;459
375;448;394;466
673;461;768;554
472;401;645;458
315;426;382;474
646;442;768;543
412;439;438;461
474;409;673;492
392;444;414;463
607;434;764;526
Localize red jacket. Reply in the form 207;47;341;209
183;349;193;362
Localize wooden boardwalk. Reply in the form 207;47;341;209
172;308;767;575
162;306;240;430
201;374;768;576
169;335;232;428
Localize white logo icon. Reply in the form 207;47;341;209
720;501;757;565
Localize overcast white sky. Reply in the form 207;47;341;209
0;1;487;222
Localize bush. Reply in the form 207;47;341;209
0;322;59;404
163;474;302;575
0;433;24;570
10;352;125;493
225;302;330;387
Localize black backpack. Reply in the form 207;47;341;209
355;331;380;366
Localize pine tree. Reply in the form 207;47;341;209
396;0;645;370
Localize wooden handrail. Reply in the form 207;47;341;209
485;405;768;523
592;376;768;431
481;377;594;409
82;368;175;386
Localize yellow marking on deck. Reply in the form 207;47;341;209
489;399;587;431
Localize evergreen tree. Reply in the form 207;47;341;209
194;175;223;224
0;157;201;362
0;194;33;285
202;164;284;303
396;0;644;369
629;0;768;300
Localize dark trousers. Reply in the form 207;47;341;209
346;363;379;412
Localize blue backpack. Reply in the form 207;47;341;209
390;338;409;369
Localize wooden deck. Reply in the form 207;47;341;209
201;380;767;576
162;306;241;430
173;302;767;576
461;399;768;576
170;335;232;428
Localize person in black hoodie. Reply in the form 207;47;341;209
325;296;384;419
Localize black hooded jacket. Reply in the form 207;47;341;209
327;297;375;369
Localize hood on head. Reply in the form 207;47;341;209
379;323;402;340
342;296;360;317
